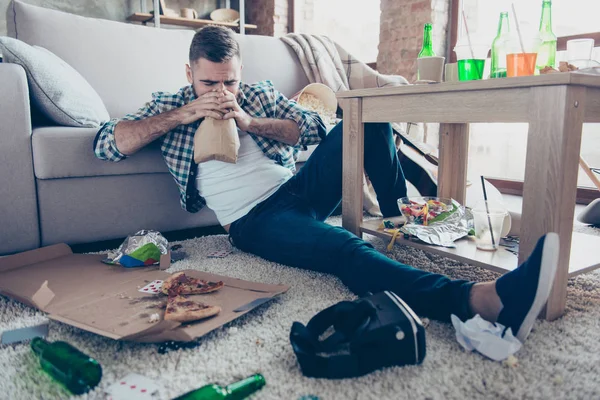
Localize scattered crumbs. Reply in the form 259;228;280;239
148;313;160;323
503;355;518;368
256;339;264;347
552;375;564;385
421;318;430;328
229;327;239;334
137;285;142;289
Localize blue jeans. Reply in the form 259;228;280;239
229;122;473;321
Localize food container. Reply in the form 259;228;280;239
292;83;338;126
210;8;240;23
398;196;456;226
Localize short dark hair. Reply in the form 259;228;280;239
189;25;240;63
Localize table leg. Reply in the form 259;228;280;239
341;98;364;237
521;86;586;321
438;123;470;204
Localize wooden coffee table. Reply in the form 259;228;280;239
337;73;600;320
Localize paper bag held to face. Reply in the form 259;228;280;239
194;117;240;164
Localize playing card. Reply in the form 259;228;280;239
207;249;233;258
106;373;162;400
138;280;163;294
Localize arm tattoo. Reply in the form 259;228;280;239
247;118;300;146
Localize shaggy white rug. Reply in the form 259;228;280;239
1;221;600;400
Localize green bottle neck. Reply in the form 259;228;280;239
422;24;433;50
31;337;50;356
539;1;553;33
496;12;509;37
225;374;266;399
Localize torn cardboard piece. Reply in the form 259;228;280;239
0;244;289;343
31;281;55;309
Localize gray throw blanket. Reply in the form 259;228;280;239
281;34;410;215
281;33;409;92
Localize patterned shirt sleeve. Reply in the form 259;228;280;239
93;96;163;162
261;82;327;150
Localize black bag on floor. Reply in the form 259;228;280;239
290;291;426;379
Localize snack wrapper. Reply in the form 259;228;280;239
103;230;169;268
400;201;473;248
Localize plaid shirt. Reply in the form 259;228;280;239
94;81;326;213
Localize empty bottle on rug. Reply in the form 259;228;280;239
173;374;266;400
30;337;102;395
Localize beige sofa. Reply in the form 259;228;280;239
0;1;312;254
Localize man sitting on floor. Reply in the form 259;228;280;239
94;25;559;342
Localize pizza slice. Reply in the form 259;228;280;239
161;272;224;296
164;295;221;323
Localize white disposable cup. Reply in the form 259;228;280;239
417;56;445;82
567;38;595;63
472;207;506;251
445;63;459;82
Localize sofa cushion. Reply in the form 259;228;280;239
32;127;167;180
0;37;110;127
10;0;193;119
10;0;309;119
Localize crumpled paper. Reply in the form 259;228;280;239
451;314;522;361
400;202;473;248
103;230;168;267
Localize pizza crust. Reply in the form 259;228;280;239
164;295;221;323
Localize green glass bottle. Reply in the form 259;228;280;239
30;337;102;395
536;0;557;70
490;12;510;78
418;23;436;58
174;374;266;400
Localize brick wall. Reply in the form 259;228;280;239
378;0;448;146
293;0;314;35
247;0;317;38
378;0;449;83
246;0;293;37
246;0;276;36
273;0;289;37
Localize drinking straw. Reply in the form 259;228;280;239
480;176;497;249
511;3;526;54
461;10;482;78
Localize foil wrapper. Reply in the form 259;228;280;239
400;203;473;248
105;230;169;265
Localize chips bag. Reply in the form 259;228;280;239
103;230;169;268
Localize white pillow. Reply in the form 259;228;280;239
0;36;109;127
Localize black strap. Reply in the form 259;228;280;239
290;299;377;378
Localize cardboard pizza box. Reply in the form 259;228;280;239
0;243;289;343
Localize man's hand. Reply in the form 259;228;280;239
219;90;254;131
177;91;224;125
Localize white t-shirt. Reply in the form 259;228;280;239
196;130;293;226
